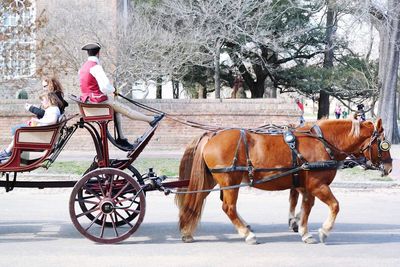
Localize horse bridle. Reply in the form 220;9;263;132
360;130;392;168
308;124;392;171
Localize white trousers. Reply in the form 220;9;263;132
103;98;153;139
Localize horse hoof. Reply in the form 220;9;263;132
302;234;318;244
182;235;194;243
288;218;299;233
245;232;258;245
318;228;328;243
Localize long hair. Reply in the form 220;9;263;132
43;77;64;96
40;91;63;109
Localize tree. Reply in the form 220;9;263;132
224;0;328;98
36;0;389;111
369;0;400;143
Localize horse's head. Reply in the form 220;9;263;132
359;118;392;176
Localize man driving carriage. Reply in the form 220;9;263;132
79;42;163;149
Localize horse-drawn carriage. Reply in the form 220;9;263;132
0;95;393;244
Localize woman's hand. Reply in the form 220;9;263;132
25;103;32;111
29;117;38;127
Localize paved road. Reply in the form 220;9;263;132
0;187;399;267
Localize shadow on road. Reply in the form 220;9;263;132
0;221;398;245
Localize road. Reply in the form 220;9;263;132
0;187;399;267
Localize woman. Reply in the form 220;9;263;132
25;77;68;117
0;92;62;160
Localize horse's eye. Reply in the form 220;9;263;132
380;141;391;151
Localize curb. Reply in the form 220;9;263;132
330;180;400;189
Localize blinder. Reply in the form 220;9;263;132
379;139;391;152
361;130;392;169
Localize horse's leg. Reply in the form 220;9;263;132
311;184;339;243
288;188;299;232
298;191;318;244
218;178;257;244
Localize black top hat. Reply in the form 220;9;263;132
81;42;101;51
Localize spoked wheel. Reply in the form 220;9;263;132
78;165;144;227
69;168;146;244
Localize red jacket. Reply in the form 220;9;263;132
79;60;107;103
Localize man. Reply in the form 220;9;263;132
295;98;305;125
79;42;163;149
356;103;366;121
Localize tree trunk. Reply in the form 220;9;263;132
172;80;179;99
376;24;389;117
239;64;268;98
397;92;400;120
318;90;330;119
376;0;400;144
214;40;221;99
318;0;337;119
156;76;162;99
251;81;266;98
264;77;277;98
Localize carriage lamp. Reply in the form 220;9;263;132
379;140;391;151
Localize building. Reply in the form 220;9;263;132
0;0;36;98
0;0;130;99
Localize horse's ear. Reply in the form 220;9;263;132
375;118;383;131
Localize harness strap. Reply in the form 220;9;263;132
291;150;300;187
241;129;254;182
207;129;255;184
311;124;335;159
210;166;294;173
283;130;305;188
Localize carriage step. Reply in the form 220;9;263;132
0;180;76;189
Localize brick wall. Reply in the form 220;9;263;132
0;98;301;152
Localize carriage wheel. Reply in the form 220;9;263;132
69;168;146;244
78;165;143;227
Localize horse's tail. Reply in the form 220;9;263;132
175;132;215;237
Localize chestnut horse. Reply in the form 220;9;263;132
176;118;392;244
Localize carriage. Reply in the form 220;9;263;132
0;96;187;244
0;95;393;244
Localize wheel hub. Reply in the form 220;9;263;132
101;200;115;214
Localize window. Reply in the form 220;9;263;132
0;3;36;80
3;12;19;26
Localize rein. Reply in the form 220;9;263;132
116;93;224;131
167;161;339;195
115;94;390;194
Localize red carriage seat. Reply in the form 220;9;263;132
69;95;113;122
0;115;74;172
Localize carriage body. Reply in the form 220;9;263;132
0;97;165;243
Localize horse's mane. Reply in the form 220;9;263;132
349;119;360;137
316;119;361;138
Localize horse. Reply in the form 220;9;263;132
176;118;392;244
286;119;393;234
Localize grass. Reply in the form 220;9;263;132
36;158;393;182
38;158;181;177
336;167;393;182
